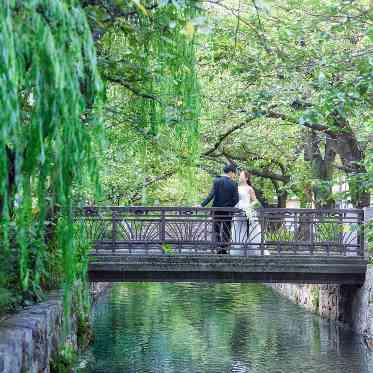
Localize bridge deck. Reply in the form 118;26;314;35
88;254;367;284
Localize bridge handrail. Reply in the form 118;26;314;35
74;206;364;214
74;206;366;257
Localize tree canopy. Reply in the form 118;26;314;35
0;0;372;315
88;0;372;209
199;0;372;208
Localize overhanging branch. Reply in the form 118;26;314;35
103;75;162;104
128;170;176;202
203;116;257;156
207;150;290;183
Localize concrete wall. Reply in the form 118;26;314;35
270;268;373;349
0;291;74;373
0;283;110;373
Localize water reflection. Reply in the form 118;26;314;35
77;283;373;373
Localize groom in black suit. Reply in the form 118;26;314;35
201;164;239;254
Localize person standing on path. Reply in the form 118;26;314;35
231;170;262;256
200;164;239;254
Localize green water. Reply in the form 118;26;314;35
77;283;373;373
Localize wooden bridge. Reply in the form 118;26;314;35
75;207;370;285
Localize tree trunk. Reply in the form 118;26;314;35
304;131;336;208
253;187;270;208
270;180;288;208
330;112;370;208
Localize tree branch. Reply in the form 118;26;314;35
203;108;299;156
103;75;162;104
129;171;176;202
203;116;257;156
210;150;290;183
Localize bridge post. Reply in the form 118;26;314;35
364;208;373;259
259;212;265;256
112;210;117;253
160;210;166;246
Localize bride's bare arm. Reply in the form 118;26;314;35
248;186;257;202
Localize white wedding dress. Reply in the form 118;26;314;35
231;185;262;255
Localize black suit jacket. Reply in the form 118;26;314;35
201;176;239;208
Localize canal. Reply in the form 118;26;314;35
76;283;373;373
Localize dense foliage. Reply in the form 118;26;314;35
0;0;102;315
0;0;372;316
89;0;372;209
199;0;372;208
0;0;202;315
83;0;202;205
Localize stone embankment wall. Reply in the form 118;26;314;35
270;268;373;348
0;291;73;373
0;283;110;373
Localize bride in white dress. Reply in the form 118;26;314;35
231;171;262;255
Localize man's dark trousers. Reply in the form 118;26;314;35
213;211;233;253
201;175;239;254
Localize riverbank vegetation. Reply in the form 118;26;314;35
0;0;372;315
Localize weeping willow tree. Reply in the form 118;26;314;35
0;1;102;314
93;1;202;205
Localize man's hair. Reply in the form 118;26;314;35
223;164;237;174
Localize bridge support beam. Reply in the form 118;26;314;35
89;270;366;285
88;255;367;285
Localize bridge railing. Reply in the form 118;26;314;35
74;207;365;256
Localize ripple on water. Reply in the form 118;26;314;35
76;283;373;373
